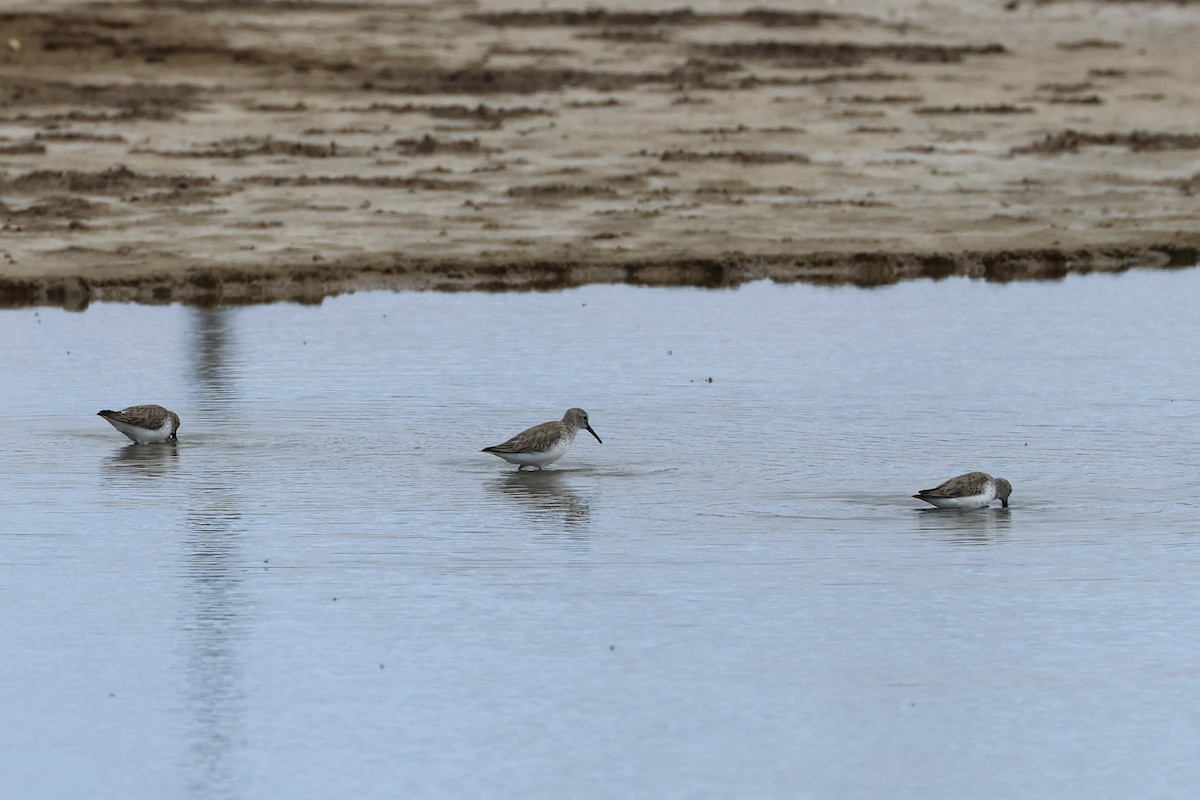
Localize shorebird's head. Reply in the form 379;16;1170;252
995;478;1012;507
169;411;181;440
564;408;602;444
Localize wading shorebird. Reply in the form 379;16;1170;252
97;404;180;444
482;408;601;471
913;471;1012;509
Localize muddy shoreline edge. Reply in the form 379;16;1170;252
5;237;1197;310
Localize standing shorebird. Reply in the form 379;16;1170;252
97;404;181;445
482;408;601;471
913;471;1012;509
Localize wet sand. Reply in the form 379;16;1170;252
1;0;1199;307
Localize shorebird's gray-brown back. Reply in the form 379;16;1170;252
920;471;991;498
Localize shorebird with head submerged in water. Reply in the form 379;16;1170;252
482;408;601;470
97;404;181;444
913;471;1012;509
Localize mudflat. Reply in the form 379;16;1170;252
1;0;1198;307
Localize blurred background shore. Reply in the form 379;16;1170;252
2;0;1198;305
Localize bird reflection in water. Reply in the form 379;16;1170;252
490;470;592;535
102;441;180;483
915;507;1012;545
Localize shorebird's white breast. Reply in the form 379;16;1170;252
110;415;174;445
501;435;572;467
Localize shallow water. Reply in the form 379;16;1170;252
2;270;1199;799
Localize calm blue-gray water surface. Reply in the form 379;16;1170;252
2;269;1199;799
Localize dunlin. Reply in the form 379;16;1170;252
913;471;1012;509
483;408;601;470
97;404;180;445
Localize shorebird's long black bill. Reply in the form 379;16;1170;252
586;426;602;444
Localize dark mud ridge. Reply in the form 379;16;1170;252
3;242;1198;310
